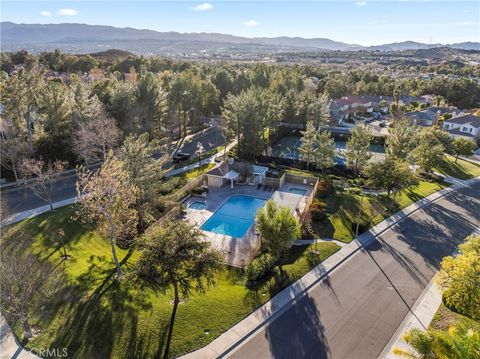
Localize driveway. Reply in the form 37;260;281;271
228;181;480;359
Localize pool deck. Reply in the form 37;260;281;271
183;182;313;267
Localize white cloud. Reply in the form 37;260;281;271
40;11;52;17
193;3;213;11
243;19;259;27
356;1;367;6
57;8;78;16
453;22;477;26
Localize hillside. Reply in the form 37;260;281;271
1;22;479;55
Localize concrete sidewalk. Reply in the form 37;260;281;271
1;197;77;227
380;225;480;359
166;141;236;177
180;176;480;359
0;315;38;359
379;277;442;359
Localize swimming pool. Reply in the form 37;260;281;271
189;201;207;210
201;195;266;238
288;187;307;195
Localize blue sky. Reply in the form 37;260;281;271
1;1;479;45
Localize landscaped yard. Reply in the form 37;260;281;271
2;206;340;358
434;155;480;180
430;303;480;332
174;162;216;180
311;179;449;243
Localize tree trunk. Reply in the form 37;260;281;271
102;143;106;160
164;281;179;359
455;154;459;163
182;111;187;138
136;199;145;234
177;108;182;138
26;119;33;153
11;161;19;182
108;220;122;277
62;243;68;259
23;317;32;339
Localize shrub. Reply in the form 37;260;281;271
158;177;186;195
245;253;277;282
309;199;327;221
418;170;444;183
346;187;362;196
116;219;138;249
189;186;205;196
350;221;370;235
316;179;333;198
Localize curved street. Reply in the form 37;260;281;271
227;181;480;359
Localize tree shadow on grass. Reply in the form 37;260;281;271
311;217;335;239
436;158;473;180
48;249;154;359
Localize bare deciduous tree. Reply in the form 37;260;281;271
20;159;67;211
76;153;138;276
73;114;122;164
0;246;63;339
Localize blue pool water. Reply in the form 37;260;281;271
288;187;307;195
189;201;207;210
201;195;266;238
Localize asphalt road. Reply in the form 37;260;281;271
228;181;480;359
178;127;225;156
2;127;226;215
2;176;79;213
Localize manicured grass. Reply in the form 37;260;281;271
434;155;480;180
430;303;480;332
175;163;216;180
312;180;449;243
172;146;224;169
2;207;339;358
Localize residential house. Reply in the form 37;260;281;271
330;95;393;125
406;110;437;127
443;114;480;142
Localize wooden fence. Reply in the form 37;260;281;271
263;173;285;188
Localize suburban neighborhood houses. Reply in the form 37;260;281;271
443;114;480;140
1;2;480;359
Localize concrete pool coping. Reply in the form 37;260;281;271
183;182;313;267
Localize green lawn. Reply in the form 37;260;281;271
434;155;480;180
174;162;216;180
172;146;224;169
312;180;449;243
2;207;339;358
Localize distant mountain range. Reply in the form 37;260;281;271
1;22;479;54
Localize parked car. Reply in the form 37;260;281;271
173;152;191;163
